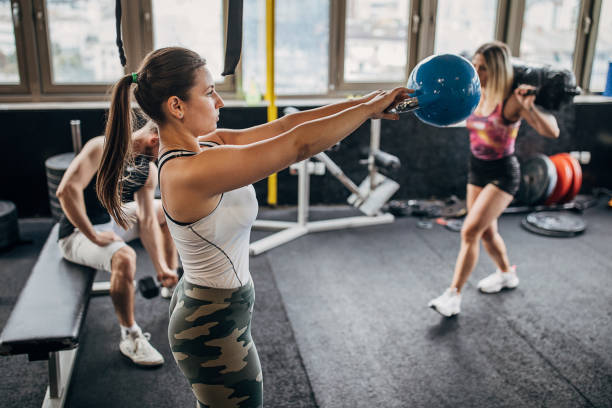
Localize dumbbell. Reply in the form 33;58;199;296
387;53;481;127
137;267;183;299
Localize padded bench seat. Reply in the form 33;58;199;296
0;224;96;407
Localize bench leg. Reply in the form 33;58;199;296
42;348;78;408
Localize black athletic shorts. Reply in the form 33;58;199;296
468;154;520;196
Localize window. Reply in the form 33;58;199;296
520;0;580;70
276;0;329;94
589;0;612;92
0;0;609;101
242;0;265;100
242;0;329;96
344;0;409;83
152;0;225;84
45;0;123;84
434;0;498;58
0;0;19;84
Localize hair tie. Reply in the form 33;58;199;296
131;72;138;84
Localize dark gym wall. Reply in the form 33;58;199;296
1;100;610;218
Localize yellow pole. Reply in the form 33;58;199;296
265;0;277;206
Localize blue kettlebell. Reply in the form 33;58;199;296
389;54;481;127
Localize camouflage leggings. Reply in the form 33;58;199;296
168;278;263;408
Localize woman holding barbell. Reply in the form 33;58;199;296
429;41;560;317
96;46;409;407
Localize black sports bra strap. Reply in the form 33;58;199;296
158;149;196;175
199;141;220;148
157;149;197;226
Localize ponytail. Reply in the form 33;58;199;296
97;74;134;229
97;47;206;227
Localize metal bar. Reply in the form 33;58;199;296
252;220;296;230
91;281;111;296
70;120;82;154
42;348;78;408
369;119;381;192
297;160;310;226
249;226;308;256
265;0;277;206
314;153;363;198
48;352;61;399
306;213;395;233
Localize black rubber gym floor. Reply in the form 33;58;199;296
1;203;611;407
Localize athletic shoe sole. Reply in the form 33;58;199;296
429;304;459;317
478;281;519;293
119;349;164;368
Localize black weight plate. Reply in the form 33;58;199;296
45;172;65;184
0;201;19;249
521;211;586;237
49;200;65;221
0;200;17;220
517;155;551;205
47;180;61;191
45;152;75;172
46;168;69;178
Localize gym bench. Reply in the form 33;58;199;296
0;224;96;408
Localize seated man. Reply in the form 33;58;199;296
56;121;179;367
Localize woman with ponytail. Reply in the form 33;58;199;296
98;46;409;407
428;41;560;318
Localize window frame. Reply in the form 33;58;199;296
508;0;604;92
0;0;609;101
140;0;235;93
331;0;418;94
575;0;603;92
32;0;128;94
0;0;32;94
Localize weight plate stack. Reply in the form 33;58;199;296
545;154;574;205
0;200;19;250
45;153;75;221
557;153;582;203
543;155;558;201
517;154;555;205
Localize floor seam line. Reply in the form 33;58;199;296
261;254;321;408
495;306;598;407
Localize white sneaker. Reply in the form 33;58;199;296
477;266;519;293
160;286;174;299
428;288;461;317
119;329;164;367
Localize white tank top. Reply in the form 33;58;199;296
158;146;258;288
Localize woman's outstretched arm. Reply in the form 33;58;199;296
174;88;409;198
202;90;408;146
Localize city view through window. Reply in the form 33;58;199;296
0;0;19;84
434;0;498;58
0;0;609;94
344;0;409;83
520;0;580;71
153;0;224;84
46;0;123;84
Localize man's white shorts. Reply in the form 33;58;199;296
58;202;142;272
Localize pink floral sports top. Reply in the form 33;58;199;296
467;103;521;160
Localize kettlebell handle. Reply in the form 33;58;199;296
385;96;420;114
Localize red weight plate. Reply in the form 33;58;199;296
557;153;582;203
545;154;573;205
